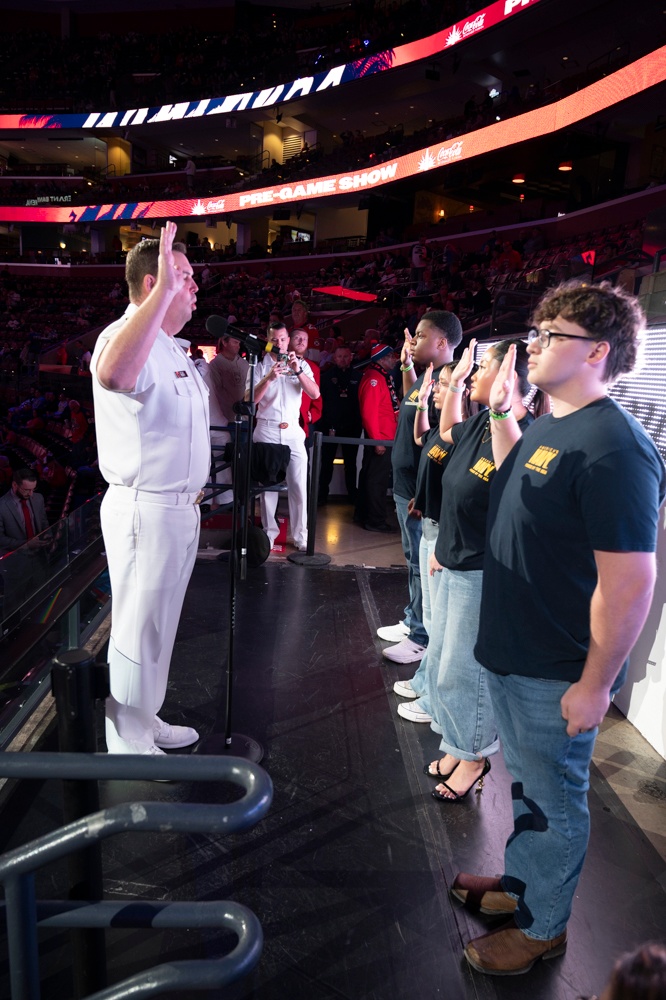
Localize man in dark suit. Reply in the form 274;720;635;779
0;468;49;555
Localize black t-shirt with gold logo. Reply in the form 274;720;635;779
414;427;453;521
435;409;533;571
476;397;666;681
392;369;442;500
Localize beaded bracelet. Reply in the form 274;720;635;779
489;408;512;420
400;361;414;372
448;384;464;393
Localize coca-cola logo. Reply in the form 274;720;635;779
437;141;463;164
205;199;226;212
462;14;485;35
191;197;226;215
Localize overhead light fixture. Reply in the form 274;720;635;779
512;173;526;184
558;160;573;171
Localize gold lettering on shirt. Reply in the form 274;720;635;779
427;443;449;464
525;446;559;475
408;388;420;403
470;456;495;482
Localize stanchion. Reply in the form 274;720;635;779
51;648;110;998
288;430;331;567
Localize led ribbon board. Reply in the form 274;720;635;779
0;0;542;131
1;46;664;225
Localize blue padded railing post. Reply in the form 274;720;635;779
0;754;272;999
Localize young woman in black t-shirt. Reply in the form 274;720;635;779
423;339;549;802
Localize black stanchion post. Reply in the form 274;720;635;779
288;431;331;567
51;648;109;998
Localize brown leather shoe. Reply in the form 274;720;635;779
450;872;517;915
464;919;567;975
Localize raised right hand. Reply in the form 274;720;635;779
450;338;477;387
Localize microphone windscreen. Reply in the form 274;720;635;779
206;314;228;338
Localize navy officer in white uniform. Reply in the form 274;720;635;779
91;222;209;755
248;321;320;550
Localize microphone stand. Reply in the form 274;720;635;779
194;348;263;763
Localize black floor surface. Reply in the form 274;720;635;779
1;559;665;999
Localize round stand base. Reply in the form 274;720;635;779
287;552;332;567
193;732;264;763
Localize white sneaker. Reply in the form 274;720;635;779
141;744;167;755
382;638;426;664
397;700;433;724
377;622;409;643
153;717;200;749
393;678;417;698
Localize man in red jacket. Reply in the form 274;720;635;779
290;328;322;435
355;343;399;532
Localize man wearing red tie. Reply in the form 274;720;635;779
0;468;49;554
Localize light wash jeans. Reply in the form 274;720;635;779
486;671;598;940
410;518;441;711
426;567;500;761
394;494;428;648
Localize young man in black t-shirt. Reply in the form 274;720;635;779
378;311;462;669
455;282;666;976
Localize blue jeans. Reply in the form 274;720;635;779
486;671;598;940
410;519;441;710
394;494;428;648
426;567;499;761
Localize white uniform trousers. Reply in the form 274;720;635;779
101;485;201;752
254;418;308;548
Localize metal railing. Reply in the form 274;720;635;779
0;753;272;1000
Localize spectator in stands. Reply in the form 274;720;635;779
498;240;523;272
523;227;547;255
0;456;12;490
0;467;49;554
190;346;209;375
317;337;338;370
67;400;88;445
290;299;320;360
76;340;92;373
411;236;430;288
185;157;196;189
465;276;492;316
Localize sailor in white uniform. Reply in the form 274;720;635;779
91;223;210;755
248;321;320;550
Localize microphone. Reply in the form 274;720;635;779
205;315;282;355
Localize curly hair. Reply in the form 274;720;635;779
125;238;187;302
532;280;644;383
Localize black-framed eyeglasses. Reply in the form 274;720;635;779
527;327;596;349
